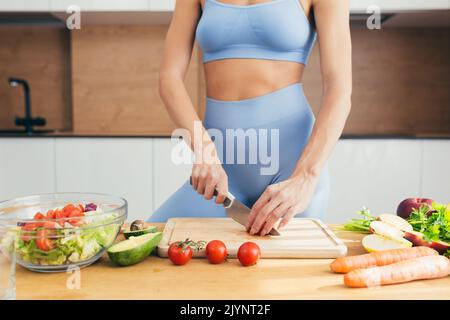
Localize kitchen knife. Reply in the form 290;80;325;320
189;177;281;236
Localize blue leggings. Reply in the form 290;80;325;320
148;83;330;222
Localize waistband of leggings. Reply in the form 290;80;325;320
204;83;308;128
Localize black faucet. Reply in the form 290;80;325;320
8;78;46;134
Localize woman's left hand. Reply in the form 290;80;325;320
246;172;319;236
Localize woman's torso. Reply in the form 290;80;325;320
197;0;315;101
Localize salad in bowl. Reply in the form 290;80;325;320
0;193;127;272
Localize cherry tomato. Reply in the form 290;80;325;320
168;241;193;266
68;208;85;226
36;229;55;251
237;242;260;267
43;221;59;229
62;204;75;216
33;212;45;220
45;209;55;219
20;223;38;241
205;240;227;264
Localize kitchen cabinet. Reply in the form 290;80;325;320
49;0;150;12
149;0;175;11
350;0;449;13
0;0;447;13
152;138;191;210
0;138;55;200
0;138;448;224
327;140;423;223
0;0;49;11
54;138;154;222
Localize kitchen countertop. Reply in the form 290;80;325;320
16;224;450;300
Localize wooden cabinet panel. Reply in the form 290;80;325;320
303;28;450;137
71;26;201;135
0;26;71;131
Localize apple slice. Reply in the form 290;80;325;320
377;214;413;232
362;234;412;253
369;221;411;246
403;230;430;247
404;230;450;254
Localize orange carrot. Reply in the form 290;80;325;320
330;246;438;274
344;255;450;288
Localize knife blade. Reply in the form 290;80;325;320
189;177;280;236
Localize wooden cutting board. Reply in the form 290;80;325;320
157;218;347;258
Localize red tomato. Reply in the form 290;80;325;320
43;221;59;229
36;229;55;251
168;242;193;266
205;240;227;264
68;208;85;226
62;204;75;216
45;209;55;219
33;212;45;220
20;223;38;241
237;242;261;266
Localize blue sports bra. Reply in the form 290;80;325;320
196;0;316;64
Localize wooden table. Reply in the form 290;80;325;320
16;224;450;300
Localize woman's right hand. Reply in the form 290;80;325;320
191;161;229;205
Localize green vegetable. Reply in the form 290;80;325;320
123;226;157;239
14;212;121;266
408;202;450;258
342;207;376;233
107;232;162;266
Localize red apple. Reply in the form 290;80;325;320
403;230;430;247
396;198;434;219
403;230;450;254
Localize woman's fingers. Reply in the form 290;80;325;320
279;208;297;229
204;178;215;200
247;189;271;231
249;196;281;235
214;179;228;205
259;204;289;236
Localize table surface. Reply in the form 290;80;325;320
16;224;450;300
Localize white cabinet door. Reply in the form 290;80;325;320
422;140;450;204
149;0;175;11
49;0;149;11
327;139;422;223
0;138;56;201
54;138;153;222
152;138;192;211
0;0;49;11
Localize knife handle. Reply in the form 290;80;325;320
189;176;232;207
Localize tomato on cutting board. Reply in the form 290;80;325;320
168;241;193;266
205;240;227;264
237;242;261;266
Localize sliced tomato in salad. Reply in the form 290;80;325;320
36;229;55;251
20;222;38;241
68;208;85;226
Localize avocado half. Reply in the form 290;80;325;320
123;226;158;239
108;232;163;266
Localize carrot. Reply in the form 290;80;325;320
344;255;450;288
330;246;438;274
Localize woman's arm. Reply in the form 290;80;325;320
160;0;228;204
247;0;352;235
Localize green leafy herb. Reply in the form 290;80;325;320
342;207;376;233
408;202;450;244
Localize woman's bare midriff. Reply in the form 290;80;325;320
203;59;305;101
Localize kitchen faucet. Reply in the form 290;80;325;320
8;77;46;134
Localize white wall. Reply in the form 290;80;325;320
0;138;449;223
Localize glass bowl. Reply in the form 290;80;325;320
0;193;127;273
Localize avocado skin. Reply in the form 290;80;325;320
108;232;162;266
123;226;158;239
